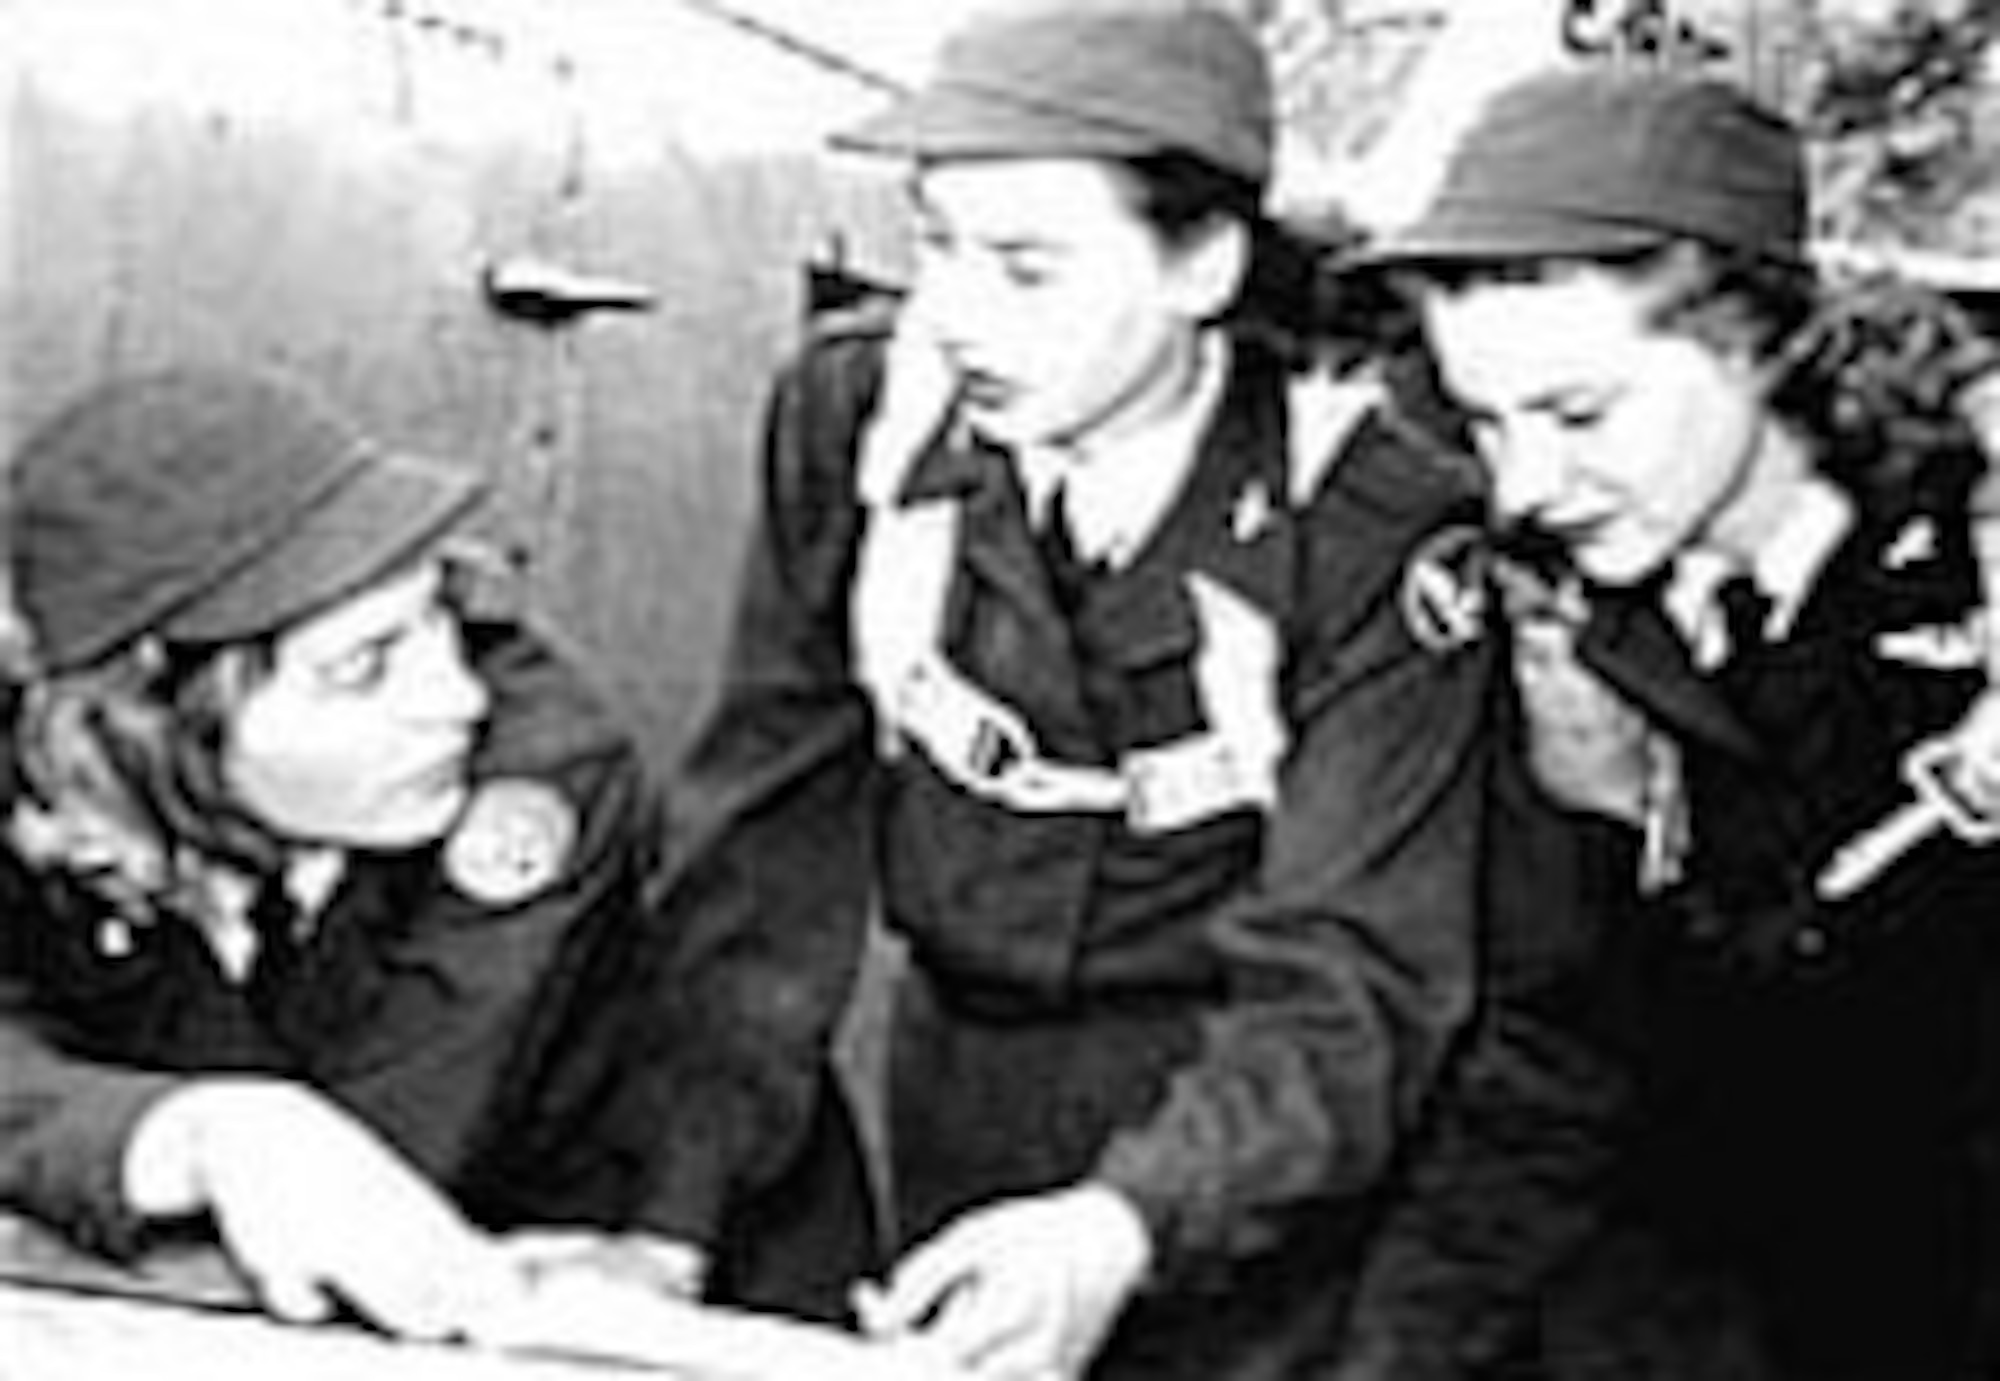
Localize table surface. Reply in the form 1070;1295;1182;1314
0;1214;930;1381
4;1275;682;1381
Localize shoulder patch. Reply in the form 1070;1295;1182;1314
1400;524;1491;654
1881;517;1939;570
444;779;577;906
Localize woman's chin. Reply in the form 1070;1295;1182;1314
333;782;473;853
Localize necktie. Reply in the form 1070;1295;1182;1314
1717;574;1773;661
245;877;304;1014
1036;484;1096;610
1575;584;1761;759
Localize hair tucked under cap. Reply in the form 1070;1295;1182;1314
10;367;485;673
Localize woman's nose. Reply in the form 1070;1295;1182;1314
1487;428;1570;526
908;256;994;358
418;624;491;728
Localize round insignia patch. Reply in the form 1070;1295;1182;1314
1400;524;1491;654
444;779;577;906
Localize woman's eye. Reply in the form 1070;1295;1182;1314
913;223;952;257
319;641;392;694
999;254;1055;289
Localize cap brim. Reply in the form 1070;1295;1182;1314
169;449;485;645
1347;204;1674;272
833;83;1160;164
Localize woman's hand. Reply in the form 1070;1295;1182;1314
123;1077;523;1341
855;1184;1152;1381
1511;614;1653;824
1944;688;2000;819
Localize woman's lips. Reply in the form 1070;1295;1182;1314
958;370;1015;411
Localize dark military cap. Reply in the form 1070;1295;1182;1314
12;367;485;672
1368;67;1807;268
833;1;1274;187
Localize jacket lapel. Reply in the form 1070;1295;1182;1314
904;434;1098;747
1577;585;1762;760
1081;352;1294;678
894;349;1294;757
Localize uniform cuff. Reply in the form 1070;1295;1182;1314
34;1070;189;1259
1091;1135;1213;1287
630;1136;741;1252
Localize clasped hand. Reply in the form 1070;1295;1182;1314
856;1184;1153;1381
1510;613;1653;823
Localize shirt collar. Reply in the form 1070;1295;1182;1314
286;846;348;918
1667;475;1852;663
1746;475;1853;637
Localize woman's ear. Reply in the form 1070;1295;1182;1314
1169;215;1252;324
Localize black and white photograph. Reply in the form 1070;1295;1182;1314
3;2;1998;1378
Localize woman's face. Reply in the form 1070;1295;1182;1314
223;559;489;850
1421;263;1772;586
904;156;1241;450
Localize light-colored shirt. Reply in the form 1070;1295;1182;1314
1667;476;1853;668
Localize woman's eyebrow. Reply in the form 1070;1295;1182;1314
1520;381;1611;417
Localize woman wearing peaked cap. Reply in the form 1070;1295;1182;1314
640;1;1498;1377
1335;67;2000;1381
0;366;830;1348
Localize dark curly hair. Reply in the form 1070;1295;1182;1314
8;635;284;929
1768;270;2000;505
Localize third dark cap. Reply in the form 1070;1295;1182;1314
1365;67;1808;270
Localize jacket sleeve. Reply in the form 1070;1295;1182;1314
0;1002;185;1259
1328;1006;1635;1381
601;333;886;1249
1095;407;1494;1275
1329;753;1646;1381
0;816;196;1254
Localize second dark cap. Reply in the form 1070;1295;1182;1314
833;2;1273;188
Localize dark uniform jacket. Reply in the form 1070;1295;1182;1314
0;620;672;1280
628;316;1497;1378
1338;453;1999;1381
